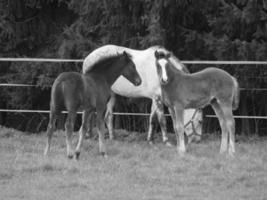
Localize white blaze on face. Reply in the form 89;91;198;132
158;59;168;82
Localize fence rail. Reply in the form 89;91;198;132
0;109;267;119
1;57;267;120
1;57;267;65
1;83;267;91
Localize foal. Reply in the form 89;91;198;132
154;50;239;156
44;51;141;159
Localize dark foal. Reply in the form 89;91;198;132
154;50;239;156
44;51;141;159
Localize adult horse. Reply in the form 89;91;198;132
44;51;142;159
154;50;239;156
83;45;203;145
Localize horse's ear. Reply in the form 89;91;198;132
123;51;130;59
155;50;160;59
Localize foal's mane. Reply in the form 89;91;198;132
85;53;127;74
153;46;190;73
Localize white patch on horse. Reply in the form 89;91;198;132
158;59;168;82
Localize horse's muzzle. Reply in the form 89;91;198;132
134;78;142;86
160;79;168;85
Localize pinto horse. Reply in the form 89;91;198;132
44;51;142;159
83;45;203;145
154;50;239;156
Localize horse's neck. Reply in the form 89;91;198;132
167;63;185;82
101;59;126;86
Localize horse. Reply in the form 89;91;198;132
83;45;203;145
154;50;240;156
44;51;142;159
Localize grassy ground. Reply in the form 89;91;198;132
0;126;267;200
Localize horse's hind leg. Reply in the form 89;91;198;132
221;105;235;156
97;108;107;157
44;110;57;155
105;93;116;140
65;111;77;159
211;101;228;154
85;111;95;139
75;110;91;159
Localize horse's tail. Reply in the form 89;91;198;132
232;77;240;110
50;76;64;115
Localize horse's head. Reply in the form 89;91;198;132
154;50;171;85
121;51;142;86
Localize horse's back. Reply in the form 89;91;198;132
202;67;233;78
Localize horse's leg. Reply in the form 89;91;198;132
75;110;90;159
147;100;157;144
65;111;77;159
211;101;228;154
85;111;94;139
97;108;107;157
105;93;116;140
221;105;235;156
173;106;185;155
155;100;171;146
186;109;203;144
44;110;57;155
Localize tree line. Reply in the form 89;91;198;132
0;0;267;135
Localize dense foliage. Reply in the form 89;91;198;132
0;0;267;134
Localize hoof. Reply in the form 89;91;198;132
228;150;235;158
84;135;90;140
75;152;80;160
164;140;173;147
178;149;186;157
100;152;108;158
220;149;227;155
67;154;74;159
148;140;154;145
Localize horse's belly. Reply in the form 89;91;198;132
185;96;211;109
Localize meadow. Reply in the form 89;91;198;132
0;126;266;200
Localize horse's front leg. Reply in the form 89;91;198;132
97;108;107;157
65;111;77;159
147;100;157;144
155;99;170;146
173;106;186;155
105;93;116;140
75;110;91;159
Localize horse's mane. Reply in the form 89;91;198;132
83;45;127;73
155;47;190;73
169;54;190;73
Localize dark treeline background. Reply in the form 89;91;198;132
0;0;267;135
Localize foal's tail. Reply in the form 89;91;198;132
232;77;240;110
50;77;64;115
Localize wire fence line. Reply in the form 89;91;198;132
1;57;267;65
0;109;267;119
1;58;267;119
1;83;267;91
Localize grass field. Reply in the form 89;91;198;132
0;126;267;200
